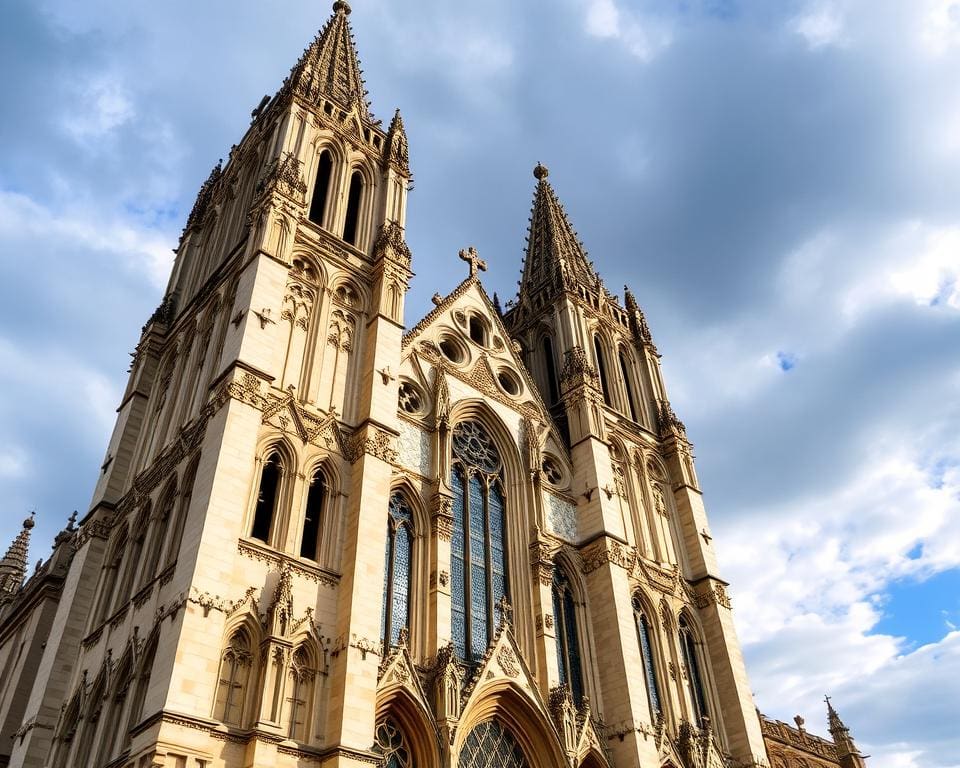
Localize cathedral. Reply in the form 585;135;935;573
0;4;870;768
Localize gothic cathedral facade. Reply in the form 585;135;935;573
0;4;870;768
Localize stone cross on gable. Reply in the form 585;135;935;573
459;246;487;278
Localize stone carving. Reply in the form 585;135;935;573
496;645;520;677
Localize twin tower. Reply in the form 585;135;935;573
0;4;868;768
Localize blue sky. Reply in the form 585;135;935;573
1;0;959;765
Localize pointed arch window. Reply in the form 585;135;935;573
542;335;560;405
342;170;364;246
593;336;611;405
251;450;283;544
619;347;638;422
95;525;128;624
551;569;584;705
679;616;709;722
300;471;325;560
143;484;177;584
381;493;413;649
632;595;662;718
286;646;316;742
127;635;157;735
450;421;508;663
309;150;333;226
118;506;149;604
458;720;528;768
165;459;198;569
374;716;412;768
214;628;253;726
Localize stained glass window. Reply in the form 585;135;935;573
373;716;411;768
381;493;414;649
451;421;508;663
552;569;584;705
458;720;528;768
632;596;662;718
680;616;709;722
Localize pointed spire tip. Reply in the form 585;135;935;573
533;162;549;180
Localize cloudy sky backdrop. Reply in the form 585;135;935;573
2;0;959;765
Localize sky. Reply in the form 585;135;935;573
1;0;959;765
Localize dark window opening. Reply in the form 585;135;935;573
543;336;560;405
251;453;282;543
308;151;333;226
342;171;364;245
299;473;325;560
468;316;486;346
680;617;709;722
594;336;611;405
619;349;638;421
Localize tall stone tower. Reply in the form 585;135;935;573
0;4;866;768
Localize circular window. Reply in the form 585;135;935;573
541;456;563;486
496;369;521;396
398;381;424;415
439;335;466;364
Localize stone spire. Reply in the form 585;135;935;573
519;163;598;297
624;285;655;348
826;696;867;768
0;513;35;598
284;1;371;119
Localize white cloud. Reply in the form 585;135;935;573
61;74;135;144
920;0;960;55
790;2;847;49
0;190;174;289
586;0;620;38
581;0;673;62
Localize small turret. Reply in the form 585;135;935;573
826;696;868;768
0;513;35;600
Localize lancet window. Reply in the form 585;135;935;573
458;720;528;768
165;459;198;569
285;646;316;742
381;493;413;649
309;150;333;226
552;568;584;704
127;635;157;735
343;170;364;246
542;335;560;405
300;471;325;560
450;421;508;662
94;524;128;624
251;450;284;544
679;616;709;722
143;482;176;584
593;336;611;406
632;595;662;718
214;628;254;726
619;347;638;422
374;716;412;768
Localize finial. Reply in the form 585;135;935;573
333;0;351;15
533;162;549;180
23;512;35;530
458;246;488;278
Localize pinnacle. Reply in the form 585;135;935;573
0;512;34;596
284;1;372;119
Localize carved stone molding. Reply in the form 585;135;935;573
580;537;635;575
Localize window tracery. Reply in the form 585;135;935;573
680;616;709;722
633;595;662;719
458;720;528;768
381;493;413;649
373;716;411;768
551;569;584;705
450;421;508;662
214;628;254;726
